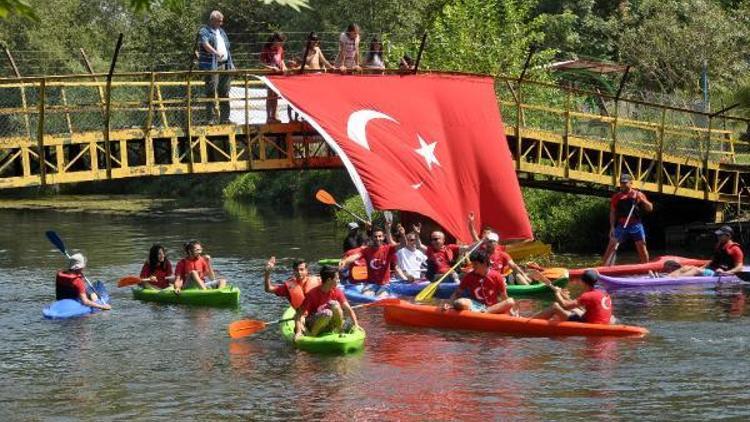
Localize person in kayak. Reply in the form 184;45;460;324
342;221;368;252
139;244;174;289
55;253;111;310
413;223;464;282
293;265;361;341
602;174;653;265
444;250;516;315
467;212;533;285
339;221;399;295
662;226;744;277
173;240;227;294
533;269;613;324
394;225;427;282
264;257;321;309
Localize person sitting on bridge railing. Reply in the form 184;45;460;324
335;23;362;72
198;10;234;124
261;32;288;123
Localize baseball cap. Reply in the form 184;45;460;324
714;225;733;237
581;269;599;285
347;222;359;230
68;253;86;271
619;174;632;183
486;232;499;242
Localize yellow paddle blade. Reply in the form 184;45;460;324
315;189;337;206
541;267;568;280
415;280;440;302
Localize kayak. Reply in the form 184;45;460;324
43;281;109;319
279;307;366;354
341;284;398;304
598;271;746;288
382;300;648;338
570;255;708;278
132;285;240;307
345;268;569;299
317;241;552;267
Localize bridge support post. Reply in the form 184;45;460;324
36;79;46;186
3;46;31;140
657;107;666;193
104;34;124;180
703;117;713;200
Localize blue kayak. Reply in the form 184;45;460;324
43;281;110;319
341;284;398;304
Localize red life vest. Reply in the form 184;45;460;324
284;276;321;309
56;271;85;300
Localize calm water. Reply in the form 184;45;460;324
0;203;749;420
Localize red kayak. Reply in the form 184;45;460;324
382;300;648;338
570;255;708;278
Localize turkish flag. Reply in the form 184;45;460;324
265;73;532;242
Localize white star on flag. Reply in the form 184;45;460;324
415;135;440;170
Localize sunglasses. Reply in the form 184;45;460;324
431;238;441;241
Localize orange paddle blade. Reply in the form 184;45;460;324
117;275;141;288
315;189;337;206
351;265;368;281
228;319;268;339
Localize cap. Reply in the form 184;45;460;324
619;174;632;183
581;269;599;285
714;225;733;237
486;232;499;242
347;222;359;230
68;253;86;271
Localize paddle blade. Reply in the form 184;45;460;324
117;275;141;288
384;211;393;224
315;189;337;206
351;265;368;281
415;281;439;302
45;230;67;256
228;319;268;339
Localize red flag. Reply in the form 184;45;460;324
265;73;532;242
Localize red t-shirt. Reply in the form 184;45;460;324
362;244;397;285
301;285;348;315
55;271;87;300
459;269;507;306
175;256;210;281
139;261;174;289
427;244;460;274
610;191;643;225
577;289;613;324
489;249;512;274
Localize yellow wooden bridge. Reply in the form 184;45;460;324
1;69;749;212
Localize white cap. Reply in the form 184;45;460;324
486;233;499;242
68;253;86;270
347;222;359;230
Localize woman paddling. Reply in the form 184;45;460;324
139;244;174;289
55;253;111;311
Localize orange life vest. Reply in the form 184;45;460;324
284;276;321;309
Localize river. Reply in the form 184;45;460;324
0;202;748;420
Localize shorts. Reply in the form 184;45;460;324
614;223;646;243
702;269;715;277
567;313;584;322
469;299;487;312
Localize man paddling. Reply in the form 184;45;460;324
602;174;653;265
264;257;320;309
533;269;613;324
293;265;361;341
173;240;227;294
444;250;516;315
55;253;111;311
664;226;744;277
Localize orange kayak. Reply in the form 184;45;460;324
382;300;648;338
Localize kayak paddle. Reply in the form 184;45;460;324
315;189;370;225
45;230;97;291
227;298;400;339
605;200;636;266
415;238;485;303
117;275;141;288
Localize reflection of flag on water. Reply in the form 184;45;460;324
263;73;532;243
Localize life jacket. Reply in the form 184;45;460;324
56;271;84;300
284;276;321;309
614;191;640;222
708;241;742;271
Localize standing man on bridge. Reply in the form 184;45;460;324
198;10;234;124
602;174;654;265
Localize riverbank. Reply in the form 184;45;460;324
0;195;177;216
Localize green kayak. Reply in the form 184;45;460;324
506;268;569;297
132;285;240;307
279;307;365;354
317;258;340;266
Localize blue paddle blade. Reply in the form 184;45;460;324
45;230;67;255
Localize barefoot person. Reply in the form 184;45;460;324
664;226;744;277
173;240;227;294
602;174;654;265
445;250;515;314
139;244;174;289
264;257;320;309
55;253;111;310
293;265;361;341
533;269;613;324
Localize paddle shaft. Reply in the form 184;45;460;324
46;231;97;291
416;238;484;302
606;200;637;266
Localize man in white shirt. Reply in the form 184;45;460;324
395;231;427;282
